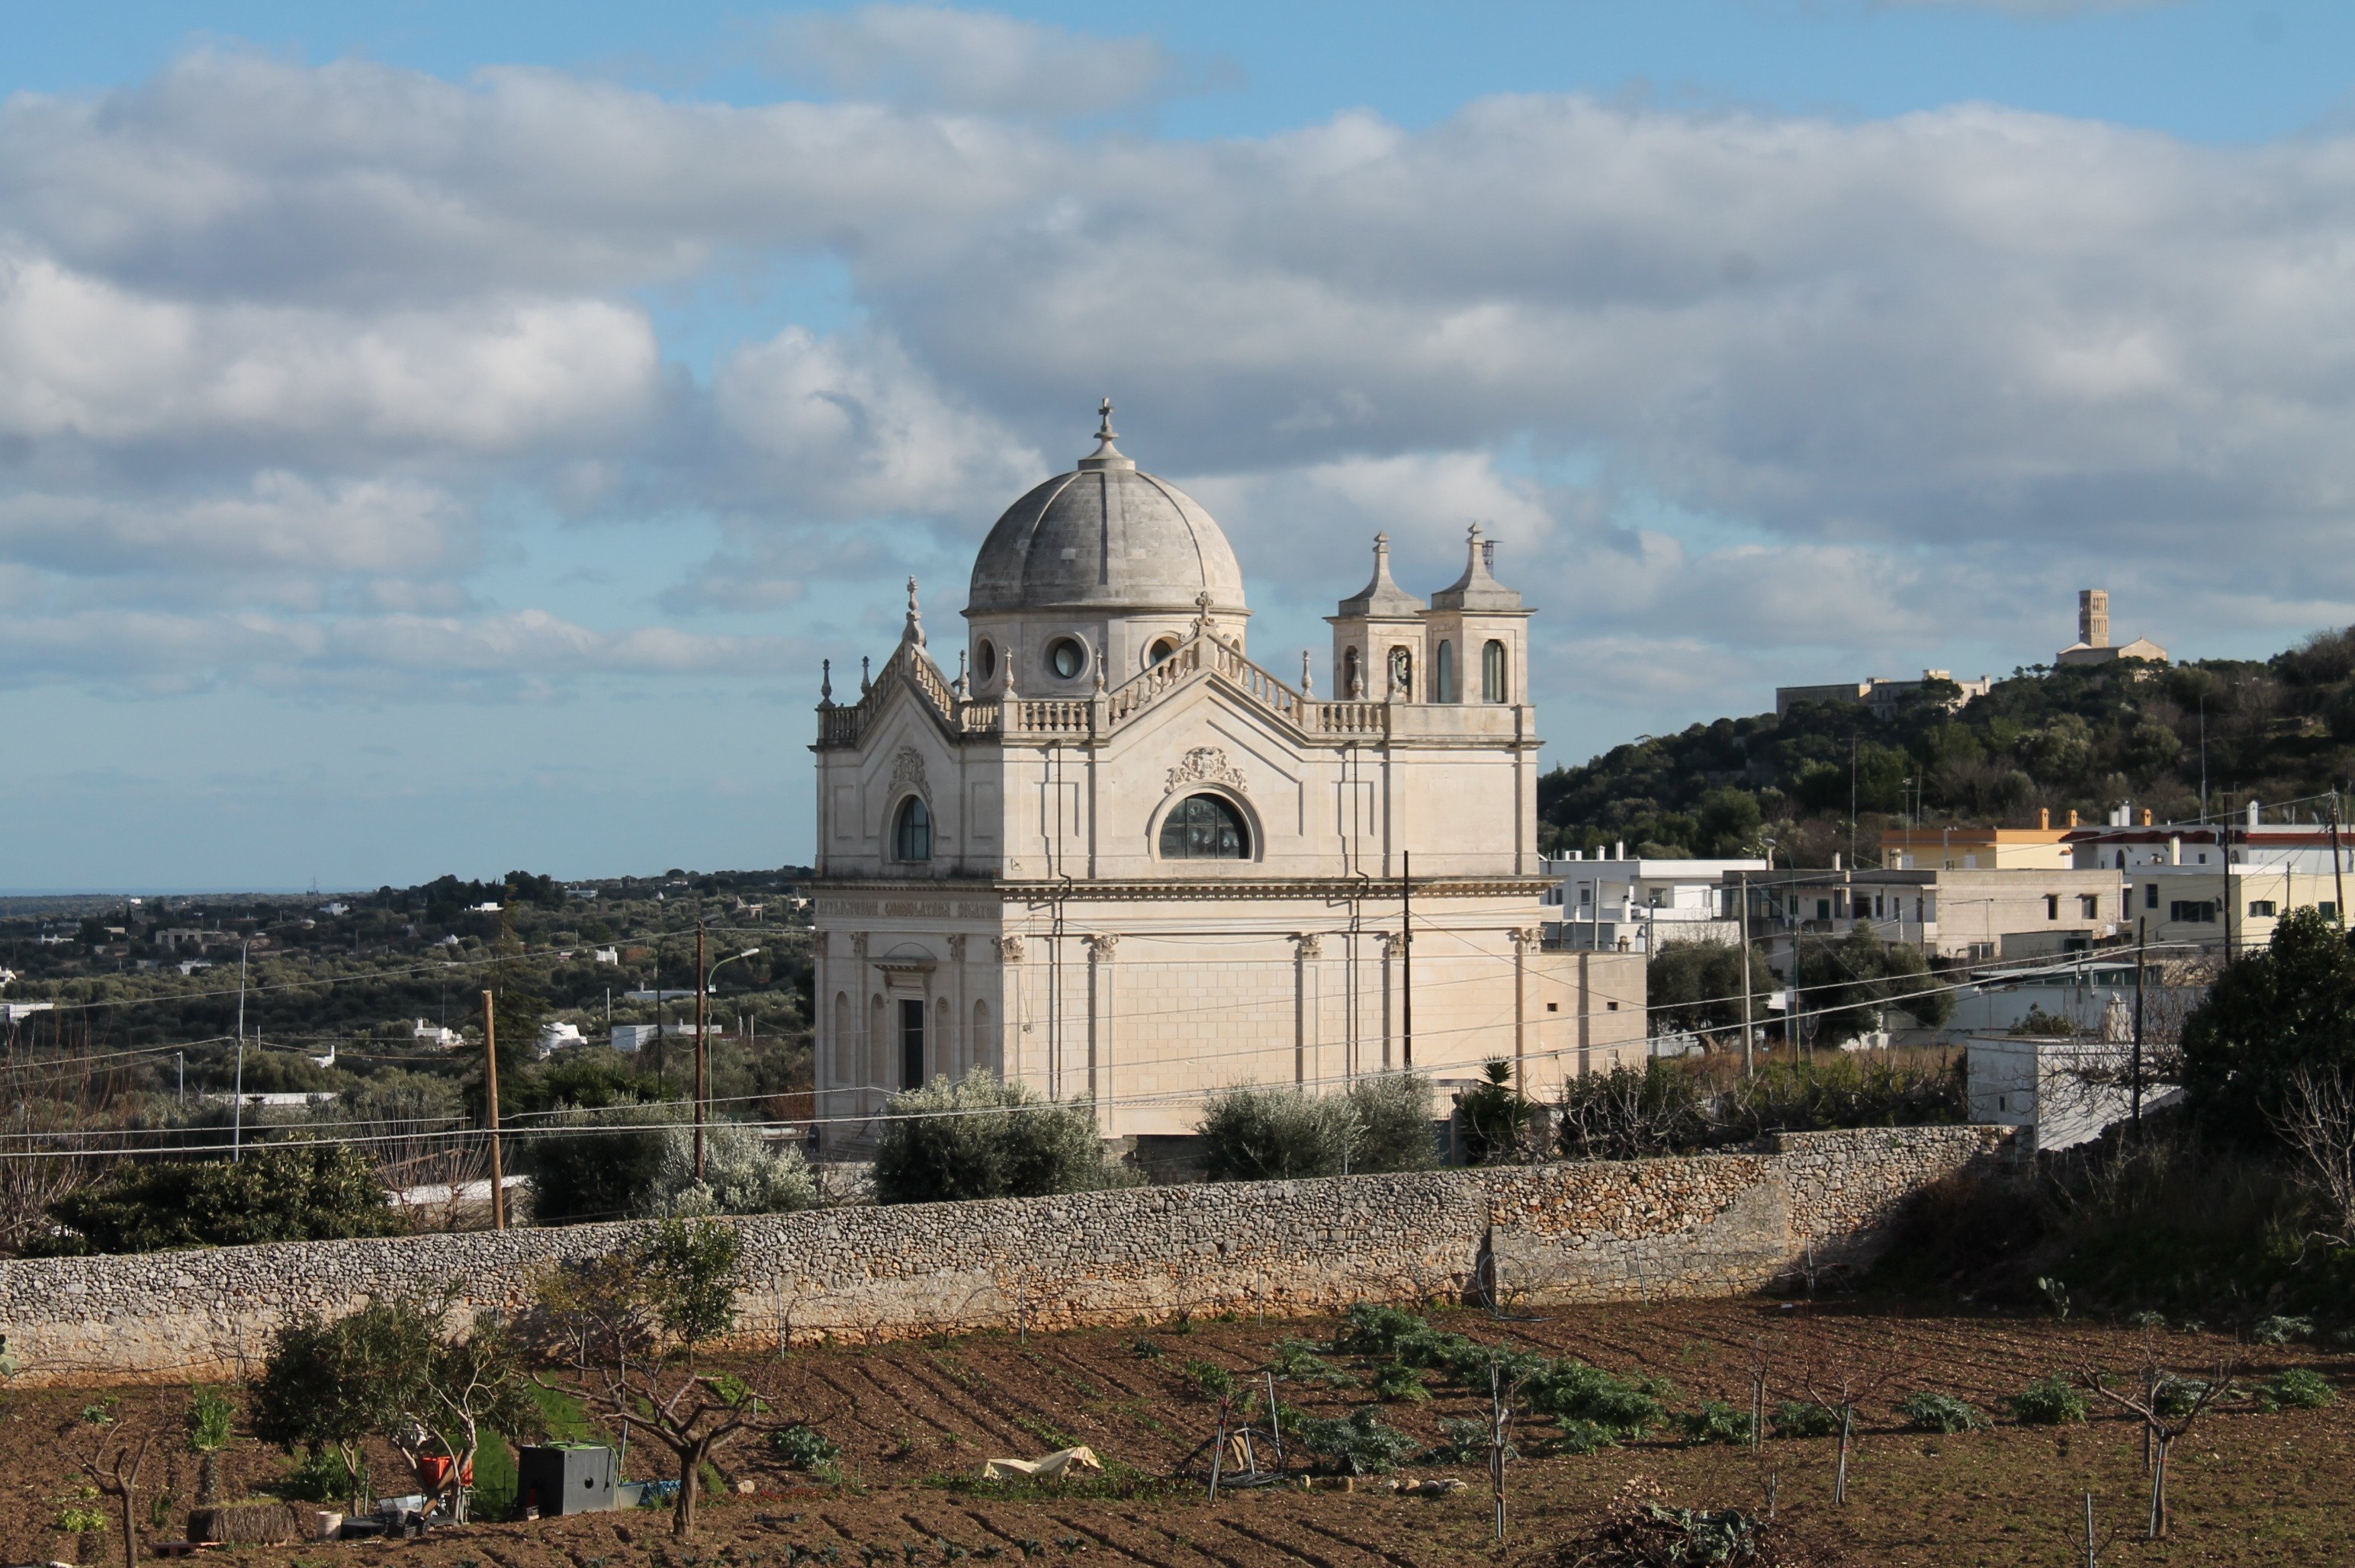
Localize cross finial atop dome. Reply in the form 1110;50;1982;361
1078;397;1136;471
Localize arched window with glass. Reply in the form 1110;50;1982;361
1158;794;1250;860
1434;640;1456;702
1483;639;1508;702
892;795;932;861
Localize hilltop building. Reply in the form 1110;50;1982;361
1774;670;1991;721
2056;589;2167;667
808;405;1643;1151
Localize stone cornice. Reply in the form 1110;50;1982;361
814;875;1556;901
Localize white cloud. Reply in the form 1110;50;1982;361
2;40;2354;731
773;5;1194;118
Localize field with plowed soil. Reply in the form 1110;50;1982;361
9;1300;2354;1566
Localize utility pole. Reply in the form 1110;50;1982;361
695;921;709;1181
2131;917;2147;1137
176;1050;184;1107
1400;851;1415;1068
232;939;250;1162
1737;872;1754;1077
482;990;506;1230
2333;795;2347;928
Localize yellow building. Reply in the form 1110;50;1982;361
1881;811;2080;871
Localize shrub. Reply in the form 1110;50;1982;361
1770;1400;1842;1439
521;1097;686;1225
1344;1072;1439;1173
283;1448;361;1505
1267;1339;1354;1387
651;1119;818;1218
1288;1407;1417;1475
2180;907;2355;1144
2253;1314;2315;1345
1551;1418;1621;1455
1332;1305;1427;1357
1428;1416;1505;1464
1368;1364;1431;1403
872;1072;1120;1203
2257;1368;2337;1412
1675;1401;1754;1446
1899;1391;1988;1434
1523;1361;1667;1441
38;1145;400;1254
2152;1377;2227;1419
2008;1376;2088;1425
771;1424;843;1470
1196;1084;1356;1181
1556;1061;1708;1160
1183;1359;1236;1401
1390;1326;1479;1374
1457;1061;1539;1164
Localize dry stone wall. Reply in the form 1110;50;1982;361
0;1125;2010;1386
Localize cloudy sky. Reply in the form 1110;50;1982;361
5;0;2352;889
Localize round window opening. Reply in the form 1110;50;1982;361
1048;638;1087;680
975;640;998;683
1148;638;1177;667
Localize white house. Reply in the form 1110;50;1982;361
1539;852;1769;953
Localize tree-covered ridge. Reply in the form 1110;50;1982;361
1539;628;2355;866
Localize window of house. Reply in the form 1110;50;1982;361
1158;794;1249;860
1483;640;1507;702
2145;883;2159;910
2249;900;2277;917
2324;902;2341;921
1816;898;1831;921
2169;900;2218;924
899;998;926;1090
2045;894;2060;920
975;640;997;684
2080;895;2100;919
1148;638;1177;666
1434;640;1457;702
892;795;932;861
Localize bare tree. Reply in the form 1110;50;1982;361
72;1403;156;1568
1793;1323;1905;1506
2271;1068;2355;1240
2080;1354;2241;1539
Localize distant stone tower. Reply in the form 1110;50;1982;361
2078;589;2110;650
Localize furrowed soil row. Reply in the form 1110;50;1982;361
1293;1513;1428;1568
1118;1509;1258;1568
885;1354;1038;1448
1048;1511;1181;1565
1215;1516;1345;1566
843;1358;967;1442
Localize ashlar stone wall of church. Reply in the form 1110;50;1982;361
0;1125;2010;1387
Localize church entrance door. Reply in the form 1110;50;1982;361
899;998;926;1089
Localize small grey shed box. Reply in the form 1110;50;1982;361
516;1444;616;1515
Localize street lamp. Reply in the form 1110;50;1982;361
695;930;764;1180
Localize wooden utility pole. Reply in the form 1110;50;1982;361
695;921;708;1180
2131;917;2147;1136
1401;851;1413;1068
482;989;506;1230
1737;871;1754;1076
2332;795;2347;928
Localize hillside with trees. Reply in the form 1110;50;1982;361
1539;627;2355;866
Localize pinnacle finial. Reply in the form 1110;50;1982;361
1097;397;1116;441
901;576;926;647
821;657;833;705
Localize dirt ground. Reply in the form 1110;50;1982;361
8;1300;2352;1566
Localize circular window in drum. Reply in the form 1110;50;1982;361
1046;637;1088;680
1148;638;1177;667
1158;794;1249;860
975;640;998;684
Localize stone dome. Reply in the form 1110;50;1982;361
966;406;1246;619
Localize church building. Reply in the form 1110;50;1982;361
810;405;1644;1151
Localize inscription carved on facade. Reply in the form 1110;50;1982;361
1165;745;1247;795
